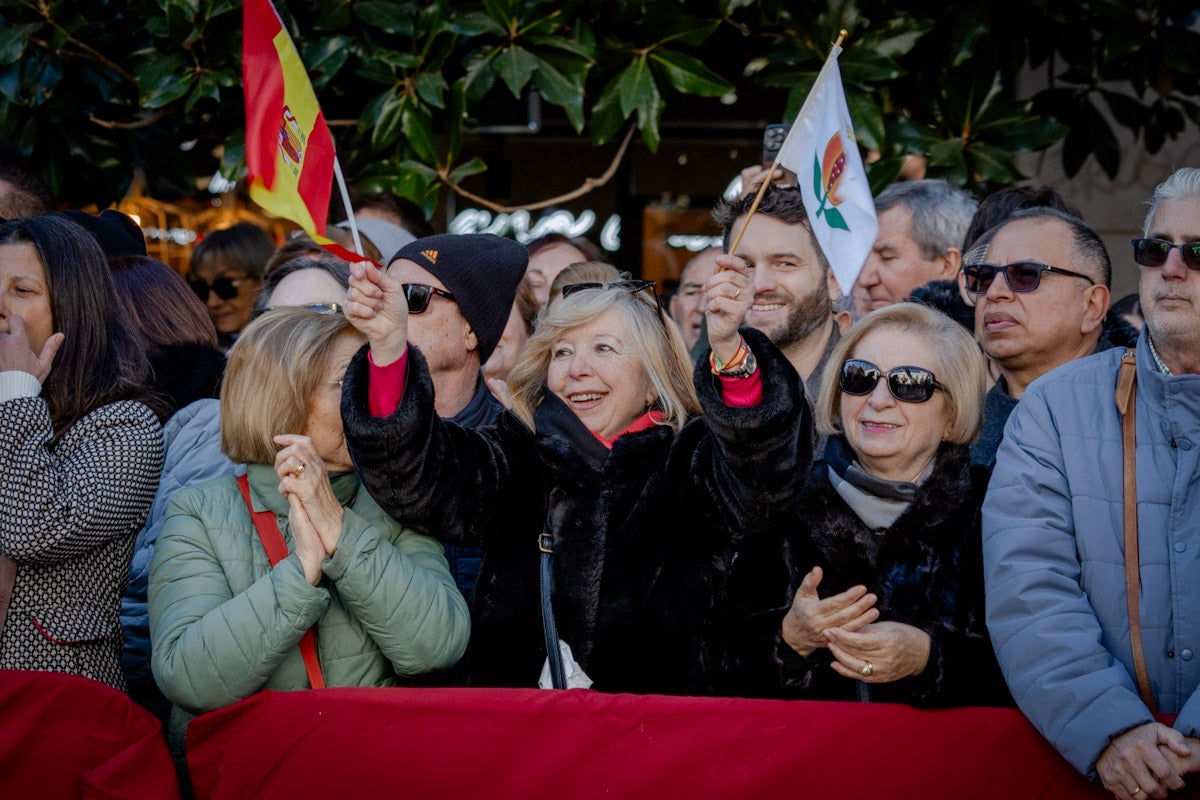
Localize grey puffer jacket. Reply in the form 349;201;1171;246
984;330;1200;777
149;464;470;714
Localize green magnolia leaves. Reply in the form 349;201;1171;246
0;0;1195;207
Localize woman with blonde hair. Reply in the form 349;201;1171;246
149;309;469;726
341;254;810;694
775;302;1009;706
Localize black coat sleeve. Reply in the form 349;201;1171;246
340;344;540;547
689;327;813;546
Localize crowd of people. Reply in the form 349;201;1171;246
1;150;1199;800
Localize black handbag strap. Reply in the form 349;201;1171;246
539;529;567;689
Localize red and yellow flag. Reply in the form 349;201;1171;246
243;0;335;239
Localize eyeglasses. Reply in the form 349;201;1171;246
1131;238;1200;270
251;302;344;320
189;276;247;302
839;358;944;404
962;261;1096;295
402;283;456;314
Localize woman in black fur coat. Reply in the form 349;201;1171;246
776;303;1010;707
340;252;810;695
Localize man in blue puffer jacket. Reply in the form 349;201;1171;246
984;167;1200;800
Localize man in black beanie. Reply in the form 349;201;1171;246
386;232;528;598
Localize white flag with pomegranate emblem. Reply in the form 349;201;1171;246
776;45;878;295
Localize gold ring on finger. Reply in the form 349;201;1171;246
861;661;874;677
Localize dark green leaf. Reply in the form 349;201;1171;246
866;155;906;195
450;11;508;37
928;139;967;185
1100;89;1145;131
445;79;466;162
414;72;447;108
354;2;415;36
617;56;654;118
0;24;40;66
589;76;625;145
137;53;194;109
402;103;439;163
530;56;585;131
650;50;731;97
845;91;883;153
370;90;405;151
523;34;594;62
635;75;663;152
967;143;1022;183
448;156;488;183
656;17;719;49
496;45;539;97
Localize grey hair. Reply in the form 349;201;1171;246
1144;167;1200;235
990;206;1112;288
876;180;978;260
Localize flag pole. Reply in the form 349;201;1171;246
726;29;849;257
332;157;365;256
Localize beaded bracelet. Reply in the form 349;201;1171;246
710;337;751;375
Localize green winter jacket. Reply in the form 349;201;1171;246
149;464;469;714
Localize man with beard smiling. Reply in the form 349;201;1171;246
712;184;840;401
963;207;1112;467
983;168;1200;800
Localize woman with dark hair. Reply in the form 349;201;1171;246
111;255;226;416
188;221;274;347
109;255;232;709
0;214;163;690
523;233;604;307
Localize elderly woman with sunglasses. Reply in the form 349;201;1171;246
341;251;810;695
774;302;1010;706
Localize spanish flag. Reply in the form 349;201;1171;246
243;0;335;239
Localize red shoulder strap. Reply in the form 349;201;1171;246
236;474;326;690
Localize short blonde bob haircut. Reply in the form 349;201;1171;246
221;307;364;464
815;302;986;445
508;283;700;435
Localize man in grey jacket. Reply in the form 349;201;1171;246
983;167;1200;800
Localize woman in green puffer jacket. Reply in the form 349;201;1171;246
149;308;469;723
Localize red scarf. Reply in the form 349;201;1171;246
590;410;666;450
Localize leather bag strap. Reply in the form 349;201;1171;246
237;474;326;690
1115;349;1155;711
539;530;566;689
0;555;17;637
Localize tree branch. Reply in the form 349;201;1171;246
439;125;635;214
89;107;172;130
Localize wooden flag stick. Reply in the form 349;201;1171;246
726;29;849;258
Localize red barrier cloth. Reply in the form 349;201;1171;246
186;687;1137;800
0;669;180;799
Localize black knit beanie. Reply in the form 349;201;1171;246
392;233;528;363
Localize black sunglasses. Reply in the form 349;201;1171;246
560;279;667;326
402;283;456;314
1131;238;1200;270
561;279;659;302
251;302;344;320
839;358;944;404
962;261;1096;295
189;276;247;302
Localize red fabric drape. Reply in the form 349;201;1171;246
187;687;1131;800
0;669;179;799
